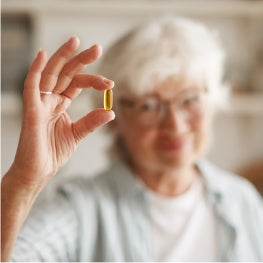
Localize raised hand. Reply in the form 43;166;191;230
9;36;115;188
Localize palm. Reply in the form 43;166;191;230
43;103;76;174
13;37;114;186
53;111;76;168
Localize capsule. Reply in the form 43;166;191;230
104;89;113;111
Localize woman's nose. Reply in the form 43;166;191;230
160;104;190;134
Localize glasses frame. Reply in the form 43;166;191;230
117;87;208;128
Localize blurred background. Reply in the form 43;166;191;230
2;0;263;195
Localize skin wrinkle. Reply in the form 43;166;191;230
54;97;71;114
41;68;64;89
53;113;75;169
60;61;85;79
40;38;80;92
61;79;82;100
71;122;82;146
53;46;100;95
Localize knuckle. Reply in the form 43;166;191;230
71;78;78;89
24;81;34;91
62;70;74;80
55;96;71;111
58;49;71;60
43;70;59;79
78;53;88;65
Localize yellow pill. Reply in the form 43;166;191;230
104;89;113;111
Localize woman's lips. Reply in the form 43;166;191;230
157;138;191;152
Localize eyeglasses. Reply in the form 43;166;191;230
118;88;207;127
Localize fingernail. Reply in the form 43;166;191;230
91;43;102;53
103;79;114;87
111;111;116;120
36;48;42;57
92;43;100;48
68;35;79;43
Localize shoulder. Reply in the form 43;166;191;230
199;159;263;206
57;163;121;203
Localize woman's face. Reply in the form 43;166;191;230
115;75;211;173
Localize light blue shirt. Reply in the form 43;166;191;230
12;159;263;261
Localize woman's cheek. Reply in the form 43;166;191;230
138;128;158;146
193;114;211;155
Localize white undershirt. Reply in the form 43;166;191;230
147;175;217;262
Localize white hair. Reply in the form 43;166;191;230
96;16;228;111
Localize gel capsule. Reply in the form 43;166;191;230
104;89;113;111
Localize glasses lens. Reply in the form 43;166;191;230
177;90;205;116
118;89;206;128
135;96;161;126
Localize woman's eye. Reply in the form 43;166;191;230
183;95;199;105
140;104;153;112
138;99;159;112
141;103;152;110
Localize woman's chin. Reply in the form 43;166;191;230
156;150;195;169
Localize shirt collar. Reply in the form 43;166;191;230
112;158;225;198
196;158;239;233
196;158;224;203
111;158;239;219
109;160;146;198
110;159;238;260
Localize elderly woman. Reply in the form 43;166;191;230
2;17;263;262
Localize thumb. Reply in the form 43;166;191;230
72;108;115;143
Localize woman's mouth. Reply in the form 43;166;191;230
157;137;191;152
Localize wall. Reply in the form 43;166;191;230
2;1;263;193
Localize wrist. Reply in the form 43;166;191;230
1;168;44;262
3;167;45;199
7;160;56;188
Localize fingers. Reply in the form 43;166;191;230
24;50;48;107
53;44;102;94
39;36;80;92
39;36;103;96
61;74;114;100
72;109;115;143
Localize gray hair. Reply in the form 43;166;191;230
96;16;228;111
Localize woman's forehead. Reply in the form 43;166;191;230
116;75;204;101
153;76;204;98
140;76;203;98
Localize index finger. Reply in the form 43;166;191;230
61;74;114;100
